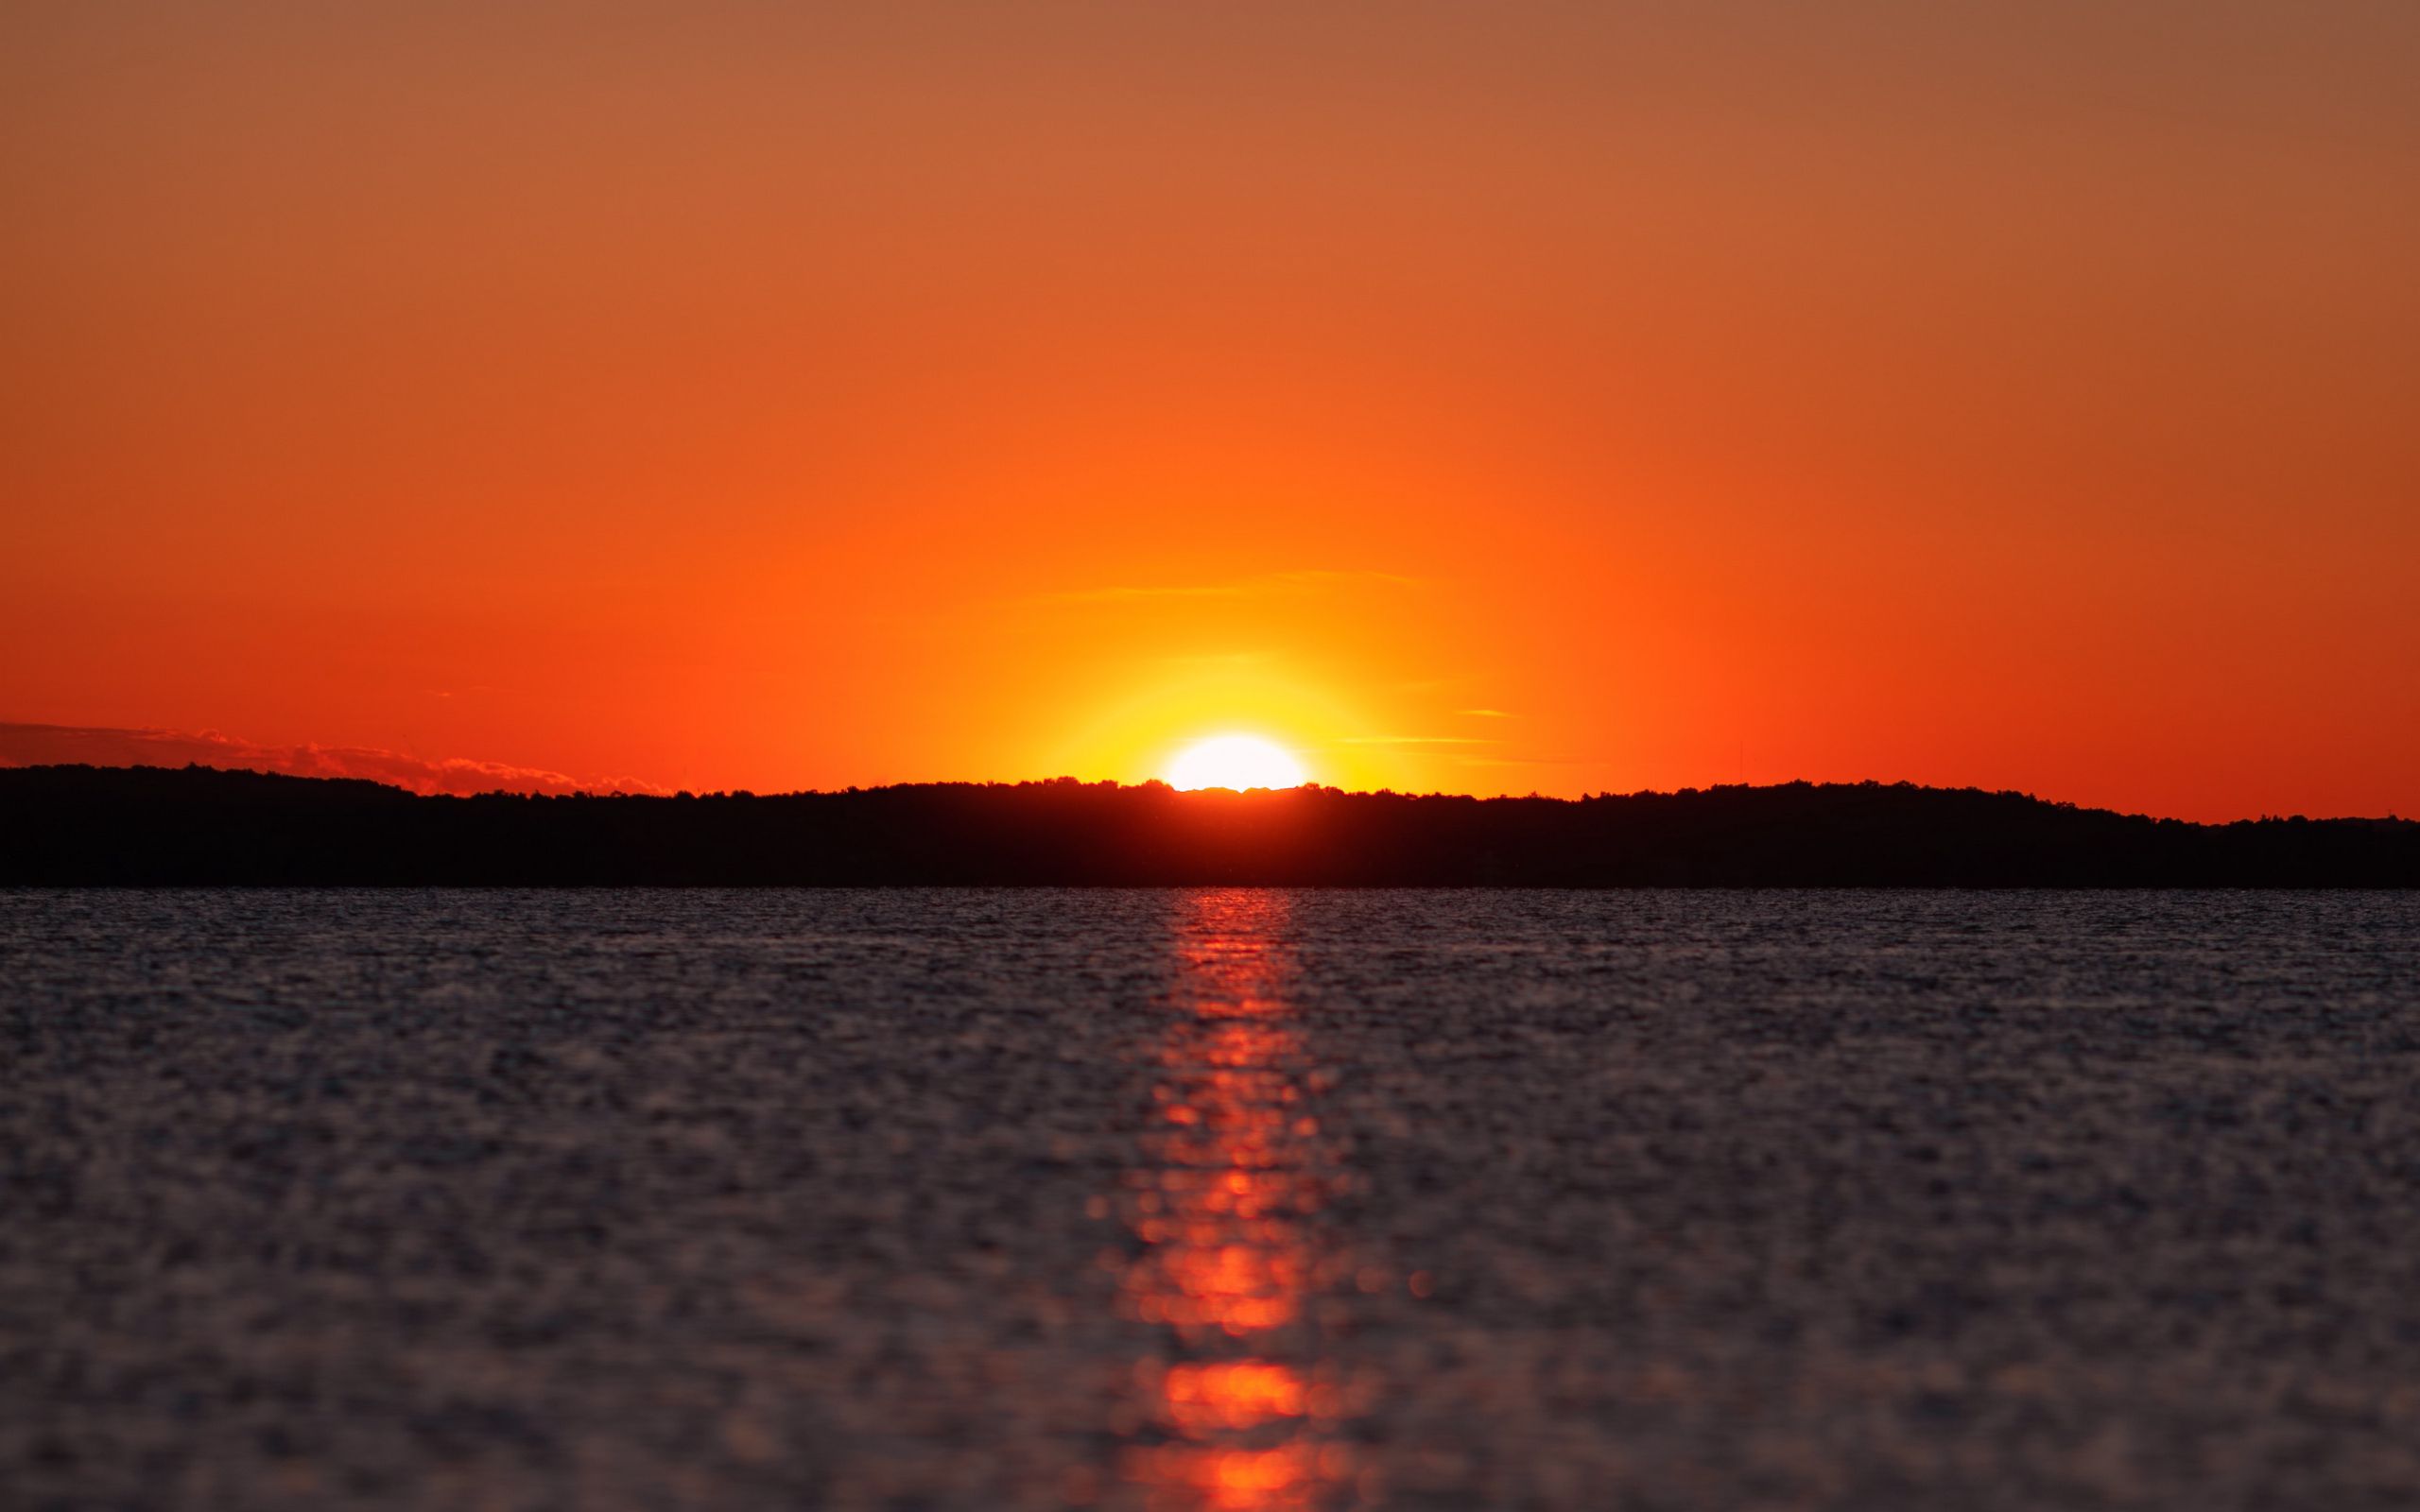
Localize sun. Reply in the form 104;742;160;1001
1165;735;1308;792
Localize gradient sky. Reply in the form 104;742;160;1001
5;3;2414;818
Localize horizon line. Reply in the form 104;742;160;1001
6;761;2409;830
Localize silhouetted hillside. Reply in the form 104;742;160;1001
3;764;2413;886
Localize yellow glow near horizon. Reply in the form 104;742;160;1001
1166;735;1308;792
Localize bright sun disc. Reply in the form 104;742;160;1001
1166;735;1307;792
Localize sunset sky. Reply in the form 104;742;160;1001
5;4;2414;818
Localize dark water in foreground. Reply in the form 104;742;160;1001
5;890;2420;1511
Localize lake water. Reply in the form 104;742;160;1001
6;888;2419;1509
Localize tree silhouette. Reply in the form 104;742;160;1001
3;764;2412;886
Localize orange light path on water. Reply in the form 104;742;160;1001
1102;890;1369;1512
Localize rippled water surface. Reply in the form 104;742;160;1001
6;888;2420;1509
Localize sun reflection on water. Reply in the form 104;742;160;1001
1102;889;1369;1511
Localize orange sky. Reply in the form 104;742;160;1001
4;4;2415;819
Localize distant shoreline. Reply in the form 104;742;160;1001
5;765;2414;887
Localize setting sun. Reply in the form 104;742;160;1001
1166;736;1308;793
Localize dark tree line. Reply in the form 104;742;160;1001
2;764;2414;886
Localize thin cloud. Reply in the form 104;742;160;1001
1457;708;1516;719
1157;651;1271;669
1026;569;1421;606
0;722;666;798
1446;753;1602;767
1335;735;1497;747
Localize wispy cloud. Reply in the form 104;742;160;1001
1444;752;1602;767
1026;569;1421;606
1335;735;1498;747
1457;708;1515;719
1156;651;1272;669
0;722;666;798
